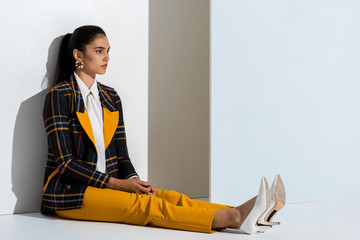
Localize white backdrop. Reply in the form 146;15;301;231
211;0;360;206
0;0;148;214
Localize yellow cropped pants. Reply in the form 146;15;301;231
56;187;231;233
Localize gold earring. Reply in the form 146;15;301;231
75;60;84;69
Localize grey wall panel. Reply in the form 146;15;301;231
149;0;210;198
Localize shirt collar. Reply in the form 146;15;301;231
74;72;99;100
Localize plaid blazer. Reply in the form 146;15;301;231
41;74;138;213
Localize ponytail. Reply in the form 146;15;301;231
52;25;106;87
53;33;74;86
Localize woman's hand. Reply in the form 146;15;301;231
107;177;156;196
147;183;156;196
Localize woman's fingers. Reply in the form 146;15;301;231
147;191;156;196
136;183;151;194
139;181;151;187
130;178;156;195
147;184;156;196
132;178;150;187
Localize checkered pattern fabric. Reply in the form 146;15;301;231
42;74;138;213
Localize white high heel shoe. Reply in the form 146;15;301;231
258;174;286;226
234;176;272;234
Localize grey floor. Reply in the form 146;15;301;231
1;197;359;240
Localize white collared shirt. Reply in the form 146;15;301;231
74;72;106;173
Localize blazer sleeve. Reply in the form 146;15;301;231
112;90;138;179
43;88;110;188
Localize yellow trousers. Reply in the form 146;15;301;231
56;187;231;233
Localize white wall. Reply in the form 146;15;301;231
148;0;210;198
211;0;360;206
0;0;148;214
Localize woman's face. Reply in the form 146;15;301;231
77;35;110;77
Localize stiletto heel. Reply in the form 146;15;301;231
233;176;272;234
260;174;286;225
257;175;276;226
256;225;272;233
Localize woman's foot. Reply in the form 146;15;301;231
236;177;271;234
235;196;257;227
212;196;257;229
213;177;272;234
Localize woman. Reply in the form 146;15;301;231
42;25;285;234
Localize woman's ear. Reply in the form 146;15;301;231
73;49;82;61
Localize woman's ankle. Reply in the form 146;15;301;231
213;208;241;229
227;208;241;228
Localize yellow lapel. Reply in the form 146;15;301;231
103;107;119;150
76;110;96;151
76;108;119;151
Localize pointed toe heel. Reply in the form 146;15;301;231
262;174;286;225
234;176;271;234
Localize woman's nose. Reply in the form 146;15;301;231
105;53;110;62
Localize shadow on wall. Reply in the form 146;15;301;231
11;36;63;213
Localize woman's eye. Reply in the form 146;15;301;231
96;50;102;54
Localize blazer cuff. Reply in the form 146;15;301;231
126;173;139;179
95;173;111;188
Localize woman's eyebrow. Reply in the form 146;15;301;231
94;46;111;50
